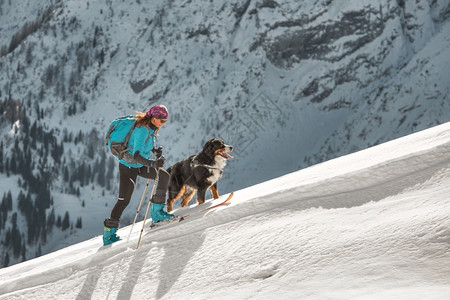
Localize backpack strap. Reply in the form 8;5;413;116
121;120;138;152
105;120;120;146
112;120;138;161
144;125;154;144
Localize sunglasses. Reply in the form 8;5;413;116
159;119;167;123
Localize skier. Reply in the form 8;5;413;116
103;105;174;245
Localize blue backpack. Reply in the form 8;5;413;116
105;115;137;160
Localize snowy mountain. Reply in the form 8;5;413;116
1;0;450;267
0;121;449;299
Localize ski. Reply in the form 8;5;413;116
179;192;234;221
145;192;234;231
148;217;180;229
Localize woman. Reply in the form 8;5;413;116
103;104;174;245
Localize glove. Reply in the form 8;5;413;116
152;146;163;158
133;151;152;167
153;156;165;168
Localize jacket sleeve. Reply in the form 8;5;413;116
129;127;149;157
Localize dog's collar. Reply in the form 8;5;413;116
190;157;224;171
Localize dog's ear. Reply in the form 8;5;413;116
203;139;216;158
205;138;215;146
202;139;212;151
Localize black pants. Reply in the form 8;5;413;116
110;163;170;221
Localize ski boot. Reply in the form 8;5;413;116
103;218;121;246
150;203;175;223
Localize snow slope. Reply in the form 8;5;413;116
1;0;450;267
0;123;449;299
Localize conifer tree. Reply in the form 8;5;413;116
0;141;3;172
21;241;27;262
62;211;70;231
47;207;55;233
3;252;9;268
76;217;82;228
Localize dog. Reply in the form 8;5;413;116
166;138;233;212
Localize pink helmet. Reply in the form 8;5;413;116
146;105;169;119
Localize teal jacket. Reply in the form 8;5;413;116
120;125;156;168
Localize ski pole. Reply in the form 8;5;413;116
127;178;151;242
136;169;159;249
131;147;162;243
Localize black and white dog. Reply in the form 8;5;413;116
166;138;233;212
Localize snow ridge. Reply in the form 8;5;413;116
0;123;449;299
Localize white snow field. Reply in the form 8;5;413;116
0;122;449;299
